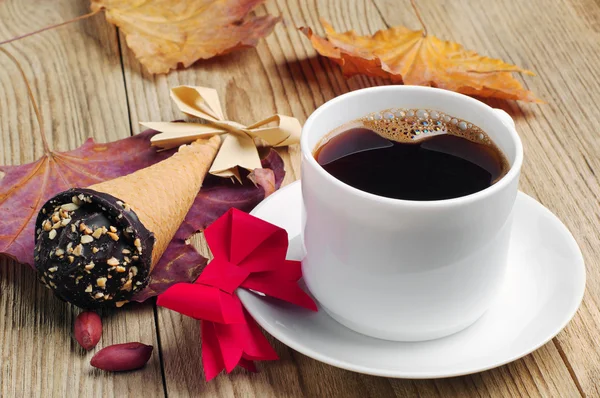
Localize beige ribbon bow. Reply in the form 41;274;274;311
141;86;302;182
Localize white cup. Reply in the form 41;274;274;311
300;86;523;341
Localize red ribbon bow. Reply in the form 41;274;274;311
157;208;317;380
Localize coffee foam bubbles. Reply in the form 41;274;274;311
361;108;493;146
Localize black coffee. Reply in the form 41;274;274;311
314;109;509;201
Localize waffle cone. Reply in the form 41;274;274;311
89;136;221;270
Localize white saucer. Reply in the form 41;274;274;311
239;181;585;378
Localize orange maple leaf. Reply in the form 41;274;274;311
91;0;280;74
300;19;541;102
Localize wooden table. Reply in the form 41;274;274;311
1;0;599;396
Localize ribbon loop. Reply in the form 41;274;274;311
157;283;244;324
171;86;225;121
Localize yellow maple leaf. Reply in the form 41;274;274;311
301;19;541;102
91;0;280;74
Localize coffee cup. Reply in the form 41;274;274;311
300;86;523;341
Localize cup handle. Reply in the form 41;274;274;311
493;108;516;130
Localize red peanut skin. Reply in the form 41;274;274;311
74;311;102;350
91;342;153;372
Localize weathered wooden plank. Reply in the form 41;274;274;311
0;1;164;396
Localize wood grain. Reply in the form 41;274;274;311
0;2;164;397
1;0;600;396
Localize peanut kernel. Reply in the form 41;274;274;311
60;203;79;212
121;280;132;291
106;257;119;266
73;244;83;256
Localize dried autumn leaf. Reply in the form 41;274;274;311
0;129;285;301
248;167;276;198
300;19;541;102
90;0;281;74
0;131;171;266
